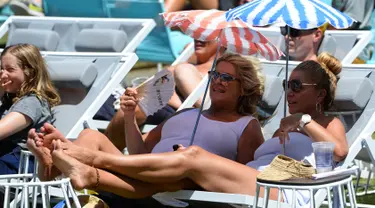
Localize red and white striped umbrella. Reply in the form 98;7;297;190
162;9;283;61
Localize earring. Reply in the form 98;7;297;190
315;102;322;113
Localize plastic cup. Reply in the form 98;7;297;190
131;77;149;87
311;142;335;173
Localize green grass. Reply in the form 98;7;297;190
354;132;375;205
357;194;375;205
354;177;375;204
319;176;375;207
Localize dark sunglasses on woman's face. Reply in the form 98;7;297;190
280;26;317;38
208;71;237;82
282;79;317;92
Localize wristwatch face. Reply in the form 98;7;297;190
300;114;311;127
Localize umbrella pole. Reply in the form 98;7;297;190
189;31;223;146
282;26;291;155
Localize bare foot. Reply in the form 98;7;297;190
51;140;97;190
41;123;95;165
27;129;52;165
26;129;54;180
40;123;70;150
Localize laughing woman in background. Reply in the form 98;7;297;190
0;44;60;174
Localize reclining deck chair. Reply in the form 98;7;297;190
155;64;375;208
46;53;138;138
0;16;156;134
103;0;193;65
0;16;155;54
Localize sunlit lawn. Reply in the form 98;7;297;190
355;131;375;205
354;177;375;205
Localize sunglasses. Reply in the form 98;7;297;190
208;71;237;82
282;79;317;92
280;26;317;38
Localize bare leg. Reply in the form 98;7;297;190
51;140;184;198
164;0;218;12
190;0;218;9
29;123;124;180
41;123;123;166
73;129;123;156
104;106;148;150
174;63;203;106
165;64;183;110
26;130;59;181
167;91;182;110
164;0;186;12
104;110;126;150
70;145;279;199
35;126;279;199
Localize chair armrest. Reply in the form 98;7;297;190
178;74;209;111
89;120;110;131
171;42;194;66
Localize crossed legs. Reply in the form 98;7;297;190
27;123;186;198
27;123;279;199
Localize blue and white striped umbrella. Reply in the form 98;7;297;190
225;0;355;29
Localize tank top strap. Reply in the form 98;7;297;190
229;115;256;140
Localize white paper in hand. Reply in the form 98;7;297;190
135;70;175;116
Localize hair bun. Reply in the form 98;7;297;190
317;52;342;76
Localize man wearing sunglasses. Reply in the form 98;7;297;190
280;24;326;62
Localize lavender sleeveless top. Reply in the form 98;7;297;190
151;109;255;161
246;132;314;170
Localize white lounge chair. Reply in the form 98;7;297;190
43;53;138;139
0;16;155;54
0;173;81;208
155;64;375;208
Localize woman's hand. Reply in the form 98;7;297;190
278;113;303;144
120;88;140;119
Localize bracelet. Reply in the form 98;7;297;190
93;168;100;189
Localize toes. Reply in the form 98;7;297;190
26;138;36;149
44;123;56;133
27;128;37;139
36;141;44;147
52;140;62;151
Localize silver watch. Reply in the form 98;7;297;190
299;114;312;128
